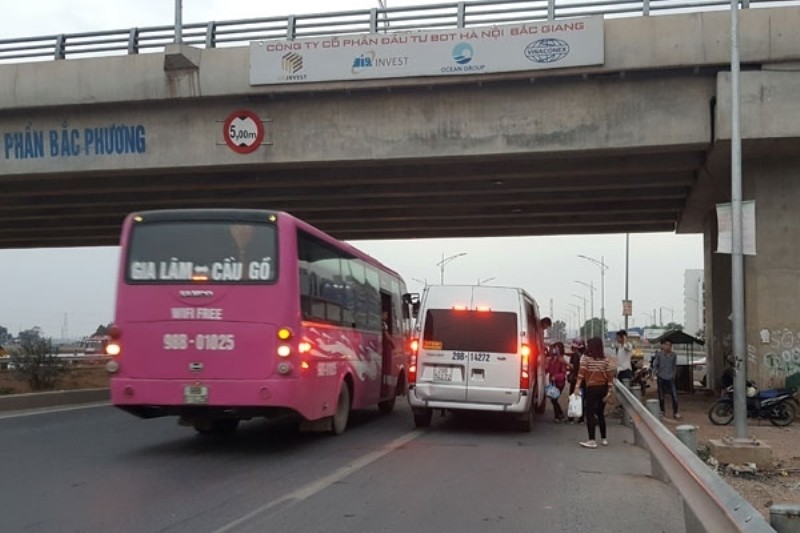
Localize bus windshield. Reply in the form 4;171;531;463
126;221;277;284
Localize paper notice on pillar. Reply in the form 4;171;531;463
716;201;756;255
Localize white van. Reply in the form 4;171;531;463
407;285;549;431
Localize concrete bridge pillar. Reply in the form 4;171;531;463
704;154;800;391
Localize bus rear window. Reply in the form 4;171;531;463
422;309;518;353
126;221;277;284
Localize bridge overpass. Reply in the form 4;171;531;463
1;0;800;391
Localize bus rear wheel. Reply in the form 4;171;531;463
193;419;239;435
331;383;351;436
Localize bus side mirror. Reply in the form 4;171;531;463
402;293;420;319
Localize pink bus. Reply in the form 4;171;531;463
108;209;413;435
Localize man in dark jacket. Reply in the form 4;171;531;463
652;339;681;419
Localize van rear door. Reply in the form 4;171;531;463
416;286;522;405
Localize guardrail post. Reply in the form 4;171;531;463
205;22;217;48
128;28;139;55
547;0;555;21
643;0;651;16
675;425;697;455
645;398;660;418
369;8;379;33
286;15;297;40
457;2;466;28
770;504;800;532
54;34;66;60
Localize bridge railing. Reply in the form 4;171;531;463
0;0;783;62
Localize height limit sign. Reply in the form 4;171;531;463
223;110;265;154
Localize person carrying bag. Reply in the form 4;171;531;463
573;337;615;449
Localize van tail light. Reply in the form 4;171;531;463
520;344;531;390
408;338;419;384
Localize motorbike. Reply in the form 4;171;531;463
708;381;798;426
630;361;652;396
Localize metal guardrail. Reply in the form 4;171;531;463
614;378;775;532
0;0;788;62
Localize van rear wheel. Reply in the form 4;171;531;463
516;408;533;432
413;408;433;428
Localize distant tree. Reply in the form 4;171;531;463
10;336;68;391
550;320;567;342
664;322;684;331
580;318;607;340
18;327;43;344
91;324;112;337
0;324;10;344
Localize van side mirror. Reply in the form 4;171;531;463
402;293;420;319
541;317;552;330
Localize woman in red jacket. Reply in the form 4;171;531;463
546;342;568;423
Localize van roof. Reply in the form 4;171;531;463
422;285;530;313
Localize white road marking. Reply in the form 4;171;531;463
0;402;109;420
213;428;424;533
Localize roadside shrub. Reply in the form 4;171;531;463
10;337;68;391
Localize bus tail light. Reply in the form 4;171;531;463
408;338;419;384
106;342;121;356
277;327;293;341
520;344;531;390
298;341;312;354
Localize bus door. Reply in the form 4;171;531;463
380;291;395;396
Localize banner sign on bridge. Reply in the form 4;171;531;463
249;16;604;86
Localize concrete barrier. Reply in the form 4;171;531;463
0;388;109;412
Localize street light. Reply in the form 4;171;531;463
572;294;589;338
578;254;609;339
575;280;596;337
659;306;675;326
477;276;496;286
437;252;467;284
569;303;583;340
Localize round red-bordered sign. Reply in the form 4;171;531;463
223;110;265;154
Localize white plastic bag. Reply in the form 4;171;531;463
568;393;583;419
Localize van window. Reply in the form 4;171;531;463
422;310;518;353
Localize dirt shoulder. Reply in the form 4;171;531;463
0;366;109;395
647;388;800;518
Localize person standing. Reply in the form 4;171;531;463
614;330;633;384
652;339;681;419
567;340;585;423
573;337;615;448
546;343;568;423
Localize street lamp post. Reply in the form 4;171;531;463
578;254;609;339
572;294;589;338
477;277;496;286
569;303;583;340
437;252;467;285
575;280;596;337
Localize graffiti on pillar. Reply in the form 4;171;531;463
761;327;800;388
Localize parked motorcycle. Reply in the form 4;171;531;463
630;361;652;395
708;381;798;426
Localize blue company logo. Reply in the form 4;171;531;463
524;38;570;64
452;42;474;65
352;51;376;73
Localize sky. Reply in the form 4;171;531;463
0;0;705;339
